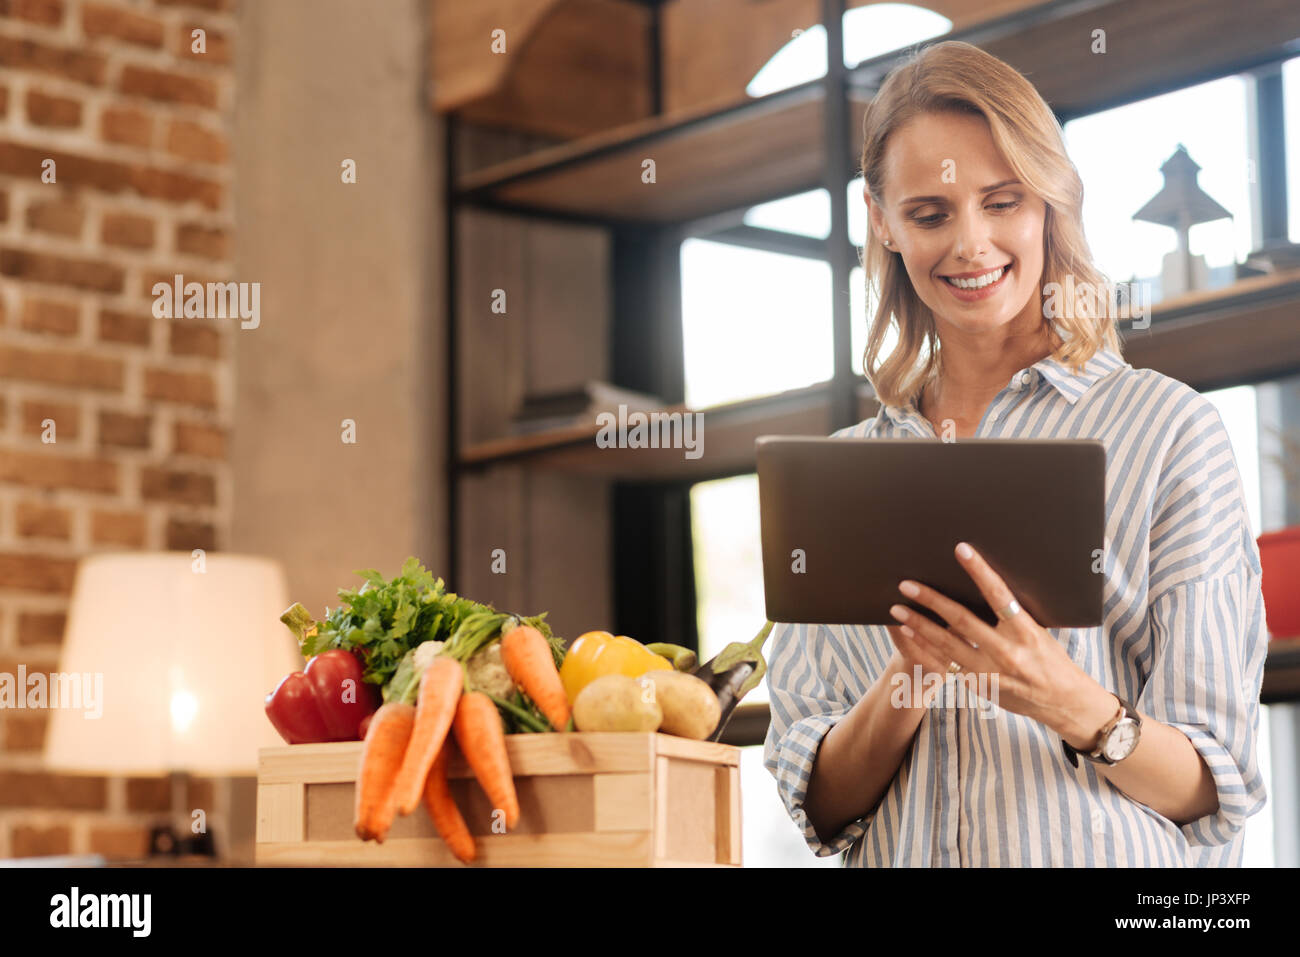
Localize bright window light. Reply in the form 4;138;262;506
746;3;952;97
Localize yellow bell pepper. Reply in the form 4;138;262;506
560;631;673;704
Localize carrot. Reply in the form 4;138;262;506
500;624;570;731
453;691;520;830
423;742;476;864
354;701;416;843
391;656;465;815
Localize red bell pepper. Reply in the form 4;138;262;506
265;650;379;744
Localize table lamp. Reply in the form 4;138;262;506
44;552;304;856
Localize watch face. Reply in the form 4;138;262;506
1104;720;1140;762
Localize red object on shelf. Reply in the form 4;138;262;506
1258;526;1300;640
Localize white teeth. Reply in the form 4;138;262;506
946;266;1006;289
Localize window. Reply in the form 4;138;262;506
1062;75;1251;300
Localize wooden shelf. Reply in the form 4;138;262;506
1262;638;1300;705
456;82;873;223
1121;266;1300;393
453;0;1300;225
458;381;878;479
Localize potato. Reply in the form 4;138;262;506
572;674;662;733
642;670;721;740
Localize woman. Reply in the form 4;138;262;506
763;40;1268;866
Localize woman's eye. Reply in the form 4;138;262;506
989;201;1021;212
914;213;944;225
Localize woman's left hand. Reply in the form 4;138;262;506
886;542;1093;732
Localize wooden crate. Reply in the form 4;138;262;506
256;732;742;867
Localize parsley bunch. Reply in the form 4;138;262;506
299;557;491;689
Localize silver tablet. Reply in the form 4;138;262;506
756;435;1106;628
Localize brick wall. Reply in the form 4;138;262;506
0;0;238;861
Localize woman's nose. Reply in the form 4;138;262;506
952;208;992;262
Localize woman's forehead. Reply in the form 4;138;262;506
882;112;1013;197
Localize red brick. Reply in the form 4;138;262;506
170;321;220;358
0;187;8;221
15;501;71;539
0;448;118;492
176;222;228;260
98;307;151;346
129;165;222;210
90;509;145;547
24;198;85;238
101;210;154;249
140;466;215;506
100;105;152;147
143;368;215;408
0;344;124;391
0;0;65;28
164;118;226;164
166;517;214;551
0;86;7;118
178;21;231;66
16;610;65;645
0;247;122;293
0;141;220;210
88;825;149;860
119;64;217;108
0;139;129;192
0;772;107;809
20;298;79;336
154;0;231;11
0;35;106;87
82;2;165;48
0;554;79;593
173;420;224;459
10;824;71;858
98;409;151;448
4;712;49;751
125;776;171;812
25;88;81;128
187;777;215;810
21;398;80;438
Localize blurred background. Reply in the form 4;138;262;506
1;0;1299;867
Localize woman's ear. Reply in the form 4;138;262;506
865;191;890;247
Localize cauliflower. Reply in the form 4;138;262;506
413;640;445;673
467;641;516;700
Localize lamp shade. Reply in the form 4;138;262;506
44;552;304;775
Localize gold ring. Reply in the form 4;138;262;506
947;660;962;675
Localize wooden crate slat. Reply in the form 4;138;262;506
258;832;654;867
593;772;652;832
256;781;304;844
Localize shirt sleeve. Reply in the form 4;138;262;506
1137;396;1269;846
762;620;874;857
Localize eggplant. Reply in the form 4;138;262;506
694;620;774;741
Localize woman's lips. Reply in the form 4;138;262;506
939;263;1012;301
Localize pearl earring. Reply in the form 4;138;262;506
883;240;892;247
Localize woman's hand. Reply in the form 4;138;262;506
884;542;1100;734
884;625;952;710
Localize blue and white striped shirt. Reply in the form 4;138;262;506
762;345;1269;866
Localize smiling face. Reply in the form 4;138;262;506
866;110;1047;337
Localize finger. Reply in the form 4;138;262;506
890;603;986;674
887;624;949;677
954;542;1031;636
897;576;1000;651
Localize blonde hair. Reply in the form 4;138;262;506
859;40;1121;408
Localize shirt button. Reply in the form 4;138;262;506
1021;373;1031;384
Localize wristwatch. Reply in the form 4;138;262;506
1061;695;1142;768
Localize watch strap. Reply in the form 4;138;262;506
1061;695;1133;767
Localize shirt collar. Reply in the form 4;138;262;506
880;346;1130;424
